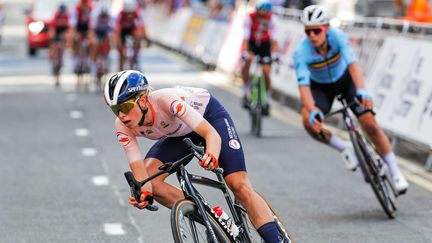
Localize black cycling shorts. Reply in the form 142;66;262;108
310;69;371;117
54;27;68;42
76;23;89;34
120;28;135;45
248;40;272;64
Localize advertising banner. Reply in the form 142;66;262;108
271;20;305;98
196;20;229;64
368;37;432;146
181;13;207;56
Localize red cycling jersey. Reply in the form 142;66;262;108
115;9;143;31
50;11;70;30
243;12;276;43
72;3;93;26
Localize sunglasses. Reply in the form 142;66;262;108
110;96;141;116
304;26;326;36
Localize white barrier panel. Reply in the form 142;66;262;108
368;37;432;146
196;19;229;64
272;20;305;98
216;9;246;73
181;13;208;56
158;8;193;49
347;31;385;80
142;5;169;40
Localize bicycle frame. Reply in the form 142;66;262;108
325;97;398;217
249;56;267;108
125;139;245;242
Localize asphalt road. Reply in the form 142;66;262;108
1;2;432;243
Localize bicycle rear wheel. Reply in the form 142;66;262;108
171;199;231;243
235;192;293;243
352;132;397;218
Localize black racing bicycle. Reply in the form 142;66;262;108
125;138;293;242
324;96;398;218
244;56;278;137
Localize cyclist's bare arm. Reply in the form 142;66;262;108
348;62;365;90
271;39;279;53
193;120;222;160
130;159;152;192
299;85;316;112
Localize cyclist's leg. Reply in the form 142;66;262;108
224;172;281;243
260;41;273;103
118;30;127;71
204;96;281;242
242;40;256;99
143;158;184;208
344;78;405;179
144;135;205;208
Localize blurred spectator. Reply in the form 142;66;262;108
404;0;432;22
0;2;4;44
394;0;407;16
283;0;314;9
208;0;234;20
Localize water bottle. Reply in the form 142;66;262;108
212;206;239;238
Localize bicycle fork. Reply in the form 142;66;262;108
177;166;219;243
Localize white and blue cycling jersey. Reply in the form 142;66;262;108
293;27;358;86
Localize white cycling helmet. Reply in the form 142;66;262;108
123;0;136;12
301;5;330;26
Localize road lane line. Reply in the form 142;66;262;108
70;110;83;119
98;155;144;243
81;148;98;157
92;176;110;186
66;93;77;102
75;128;90;137
104;223;126;235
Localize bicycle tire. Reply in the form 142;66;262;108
254;106;262;137
249;75;263;137
357;136;397;218
171;199;232;243
235;192;293;243
350;132;396;218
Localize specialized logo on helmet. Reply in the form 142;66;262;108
126;72;148;93
170;100;187;117
117;131;131;146
127;85;147;93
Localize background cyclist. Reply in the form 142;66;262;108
115;0;149;71
70;0;93;73
89;4;113;85
104;70;284;242
293;5;408;194
48;3;70;87
241;0;279;115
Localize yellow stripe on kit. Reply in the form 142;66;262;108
309;52;341;69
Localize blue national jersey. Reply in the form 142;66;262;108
293;27;357;86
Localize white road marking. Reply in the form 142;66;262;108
70;110;83;119
92;176;110;186
81;148;98;157
75;128;90;137
66;93;77;102
104;223;126;235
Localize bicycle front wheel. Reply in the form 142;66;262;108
171;199;232;243
235;192;293;243
357;136;397;218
